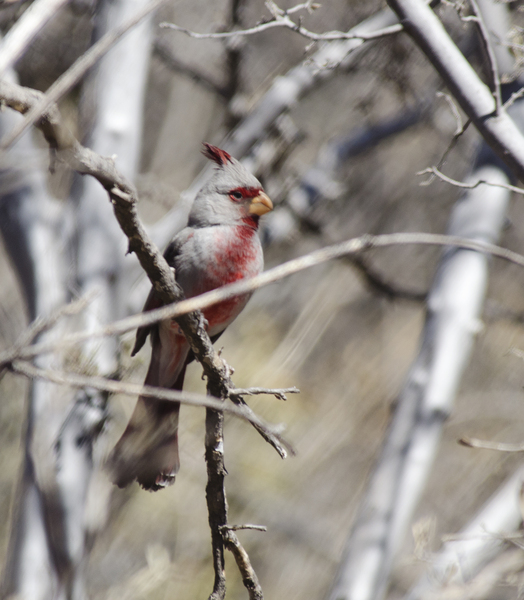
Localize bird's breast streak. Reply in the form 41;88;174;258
196;225;261;330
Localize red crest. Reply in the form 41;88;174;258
202;143;233;166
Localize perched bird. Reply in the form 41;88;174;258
108;143;273;491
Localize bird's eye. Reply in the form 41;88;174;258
229;190;243;201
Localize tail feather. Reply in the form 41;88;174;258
107;365;186;491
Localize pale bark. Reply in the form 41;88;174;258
329;1;520;598
405;465;524;600
0;87;71;600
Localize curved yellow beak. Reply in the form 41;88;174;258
248;191;273;216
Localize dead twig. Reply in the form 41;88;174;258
10;360;295;454
3;231;524;366
459;436;524;452
465;0;503;114
417;166;524;195
160;1;402;44
222;528;264;600
230;386;299;401
220;524;267;532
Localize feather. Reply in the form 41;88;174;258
202;142;233;166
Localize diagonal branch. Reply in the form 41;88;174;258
222;527;263;600
387;0;524;181
3;230;524;367
9;361;294;452
0;0;70;77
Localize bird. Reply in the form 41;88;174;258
107;143;273;491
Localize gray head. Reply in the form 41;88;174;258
188;144;273;229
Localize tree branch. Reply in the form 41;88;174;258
0;0;167;151
467;0;502;114
222;528;263;600
418;165;524;194
0;0;69;77
328;162;513;600
160;13;402;43
3;230;524;367
387;0;524;181
9;360;294;450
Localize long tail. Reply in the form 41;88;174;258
107;332;187;491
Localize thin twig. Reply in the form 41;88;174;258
160;17;402;43
459;436;524;452
503;85;524;111
466;0;503;114
284;0;321;15
417;166;524;195
230;386;299;401
3;231;524;366
220;524;268;532
10;360;295;454
425;92;472;176
436;91;466;136
222;528;264;600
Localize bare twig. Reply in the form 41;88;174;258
220;524;267;532
459;436;524;451
160;15;402;44
230;386;299;401
222;528;264;600
411;93;471;183
466;0;503;114
10;360;295;453
418;166;524;194
417;167;524;195
3;231;524;366
268;0;321;16
436;90;466;136
503;85;524;111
